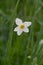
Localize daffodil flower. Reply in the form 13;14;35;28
14;18;32;36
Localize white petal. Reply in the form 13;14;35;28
14;27;19;31
17;30;23;36
15;18;22;25
24;22;32;27
23;28;29;33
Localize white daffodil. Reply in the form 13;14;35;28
14;18;32;36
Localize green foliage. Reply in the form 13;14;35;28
0;0;43;65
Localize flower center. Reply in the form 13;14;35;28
20;24;25;29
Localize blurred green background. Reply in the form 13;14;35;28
0;0;43;65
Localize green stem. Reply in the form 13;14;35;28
5;0;20;65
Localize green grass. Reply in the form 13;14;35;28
0;0;43;65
